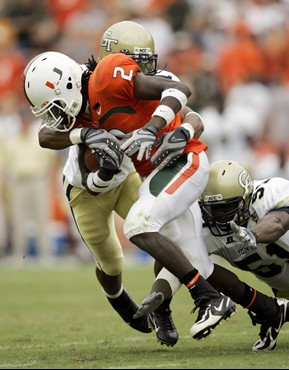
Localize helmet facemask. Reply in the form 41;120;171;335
120;48;158;75
31;98;78;132
200;196;250;236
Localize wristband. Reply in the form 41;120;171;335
181;123;195;139
152;104;175;126
185;111;203;121
87;172;113;193
69;128;83;144
161;88;188;109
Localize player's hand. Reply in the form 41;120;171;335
81;128;123;168
230;221;257;249
150;125;190;170
120;125;158;161
98;155;122;176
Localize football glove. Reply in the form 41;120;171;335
120;124;158;161
81;128;123;169
150;125;190;170
230;221;257;250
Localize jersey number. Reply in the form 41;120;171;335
234;243;289;278
113;67;133;81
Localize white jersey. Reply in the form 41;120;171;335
63;144;134;189
204;177;289;291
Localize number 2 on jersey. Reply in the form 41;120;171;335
113;67;133;81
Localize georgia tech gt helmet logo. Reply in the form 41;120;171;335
101;31;118;52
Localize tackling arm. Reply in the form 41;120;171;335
121;73;191;160
134;73;191;131
250;209;289;244
38;125;72;150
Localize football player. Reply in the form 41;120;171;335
199;160;289;351
23;20;235;342
149;160;289;351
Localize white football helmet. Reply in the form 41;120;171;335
23;51;83;132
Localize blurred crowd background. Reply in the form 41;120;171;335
1;0;289;265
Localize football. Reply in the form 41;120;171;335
84;147;100;172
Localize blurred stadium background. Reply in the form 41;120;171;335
1;0;289;266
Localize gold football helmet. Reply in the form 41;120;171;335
99;20;158;75
199;160;253;236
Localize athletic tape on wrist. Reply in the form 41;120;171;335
152;104;175;126
181;122;195;140
155;268;182;296
69;128;83;144
161;88;188;109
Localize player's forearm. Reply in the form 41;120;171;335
180;109;204;139
38;126;73;150
251;215;287;244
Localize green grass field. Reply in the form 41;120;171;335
0;261;289;369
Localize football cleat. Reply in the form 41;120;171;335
190;295;236;340
152;308;179;347
133;292;164;319
251;298;289;351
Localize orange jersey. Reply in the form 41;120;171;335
88;53;207;177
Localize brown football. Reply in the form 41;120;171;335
84;147;100;172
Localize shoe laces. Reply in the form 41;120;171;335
191;302;208;322
155;309;176;332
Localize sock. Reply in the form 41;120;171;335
180;269;220;305
240;283;279;320
155;296;173;314
105;287;133;313
179;269;199;286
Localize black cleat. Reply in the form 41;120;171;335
116;298;153;333
153;308;179;347
190;294;236;340
251;298;289;351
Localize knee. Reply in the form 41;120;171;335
130;232;158;253
101;255;125;276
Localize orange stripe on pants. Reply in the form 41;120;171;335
165;154;199;195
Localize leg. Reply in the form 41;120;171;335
64;178;152;333
126;154;236;340
208;264;289;351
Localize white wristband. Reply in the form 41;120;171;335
152;104;175;126
161;88;188;109
185;111;203;122
69;128;83;144
181;123;195;139
87;172;113;193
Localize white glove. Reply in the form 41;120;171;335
150;125;190;170
120;125;158;161
229;221;257;250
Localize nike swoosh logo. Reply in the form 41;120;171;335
170;137;184;142
96;106;102;115
213;300;225;313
